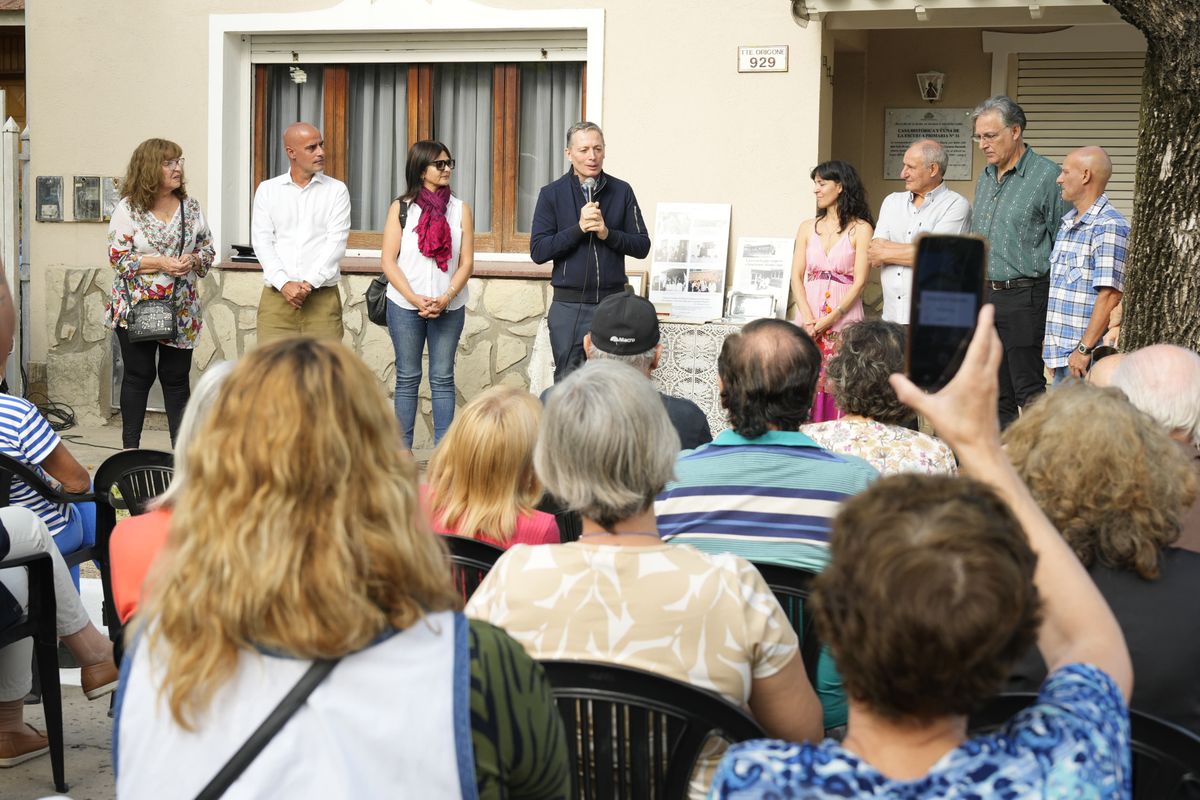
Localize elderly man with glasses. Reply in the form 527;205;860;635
969;95;1071;427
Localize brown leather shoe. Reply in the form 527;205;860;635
81;659;119;700
0;724;49;767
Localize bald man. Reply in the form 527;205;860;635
251;122;351;343
1044;146;1128;380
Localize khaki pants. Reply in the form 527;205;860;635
256;284;345;345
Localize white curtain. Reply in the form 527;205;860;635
265;65;324;179
433;64;493;232
347;65;409;230
517;63;583;233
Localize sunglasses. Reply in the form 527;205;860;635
429;159;456;171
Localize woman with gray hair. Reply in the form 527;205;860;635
109;361;235;623
802;319;955;475
467;360;822;799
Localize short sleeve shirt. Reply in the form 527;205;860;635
0;395;71;536
709;663;1131;799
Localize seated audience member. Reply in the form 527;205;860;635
425;386;558;548
655;318;877;571
711;306;1133;797
115;338;569;799
0;507;118;767
655;319;876;730
544;288;712;450
109;361;234;624
802;319;956;474
1005;382;1200;732
467;360;822;799
1111;344;1200;553
0;392;96;589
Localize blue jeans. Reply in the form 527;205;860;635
51;501;97;591
386;300;466;448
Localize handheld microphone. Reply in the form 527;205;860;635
582;177;597;204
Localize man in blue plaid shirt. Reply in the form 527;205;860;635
1044;146;1128;381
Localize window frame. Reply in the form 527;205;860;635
251;61;585;254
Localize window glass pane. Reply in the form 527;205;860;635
516;62;582;234
346;65;409;230
264;65;325;178
433;64;493;233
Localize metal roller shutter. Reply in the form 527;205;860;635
1017;51;1143;219
249;30;587;64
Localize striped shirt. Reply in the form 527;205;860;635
970;146;1072;281
655;430;878;571
1043;195;1128;368
0;395;70;536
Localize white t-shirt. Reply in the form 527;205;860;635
387;196;469;312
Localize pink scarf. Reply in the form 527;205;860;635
414;186;453;272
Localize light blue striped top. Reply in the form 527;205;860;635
0;394;70;536
655;430;878;572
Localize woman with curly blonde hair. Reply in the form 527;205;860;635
114;338;569;799
425;386;558;548
1005;381;1200;733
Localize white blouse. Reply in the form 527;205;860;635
386;196;469;312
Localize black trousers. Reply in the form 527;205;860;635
547;300;600;383
987;280;1049;428
114;327;192;448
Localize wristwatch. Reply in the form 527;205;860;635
1076;341;1094;356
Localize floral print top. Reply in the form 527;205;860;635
105;196;215;349
801;418;957;476
710;663;1131;799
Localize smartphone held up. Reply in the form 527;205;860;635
906;235;988;390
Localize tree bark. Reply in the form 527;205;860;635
1104;0;1200;350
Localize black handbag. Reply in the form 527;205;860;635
123;198;185;343
366;200;409;327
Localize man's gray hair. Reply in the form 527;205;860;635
972;95;1027;132
1111;344;1200;446
918;139;949;177
153;360;236;509
566;121;604;148
535;360;678;530
585;341;656;376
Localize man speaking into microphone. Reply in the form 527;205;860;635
531;121;650;382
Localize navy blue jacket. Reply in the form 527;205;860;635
530;170;650;301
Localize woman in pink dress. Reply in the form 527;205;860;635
790;161;874;422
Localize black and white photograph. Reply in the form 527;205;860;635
654;238;689;264
686;269;723;294
750;268;786;291
74;175;102;222
35;175;63;222
656;210;691;237
101;176;121;220
651;268;687;293
688;239;721;265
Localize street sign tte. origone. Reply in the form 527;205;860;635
737;45;788;73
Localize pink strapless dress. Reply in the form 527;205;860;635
797;231;863;422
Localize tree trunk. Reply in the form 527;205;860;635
1104;0;1200;350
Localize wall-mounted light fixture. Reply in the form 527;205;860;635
916;71;944;102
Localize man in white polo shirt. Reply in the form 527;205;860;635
867;139;971;324
252;122;351;343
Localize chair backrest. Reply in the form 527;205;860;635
440;534;505;601
540;659;766;800
93;449;175;506
971;692;1200;799
748;561;822;686
0;452;94;507
115;465;175;516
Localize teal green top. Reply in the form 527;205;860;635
970;146;1072;281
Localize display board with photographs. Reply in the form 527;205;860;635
648;203;731;321
729;236;795;320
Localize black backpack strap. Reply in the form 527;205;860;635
193;658;340;800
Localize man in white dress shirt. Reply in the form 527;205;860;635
252;122;351;343
867;139;971;324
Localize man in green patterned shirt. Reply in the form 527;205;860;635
969;95;1071;427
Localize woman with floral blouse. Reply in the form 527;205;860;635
106;139;215;448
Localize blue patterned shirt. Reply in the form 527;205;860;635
709;663;1131;799
1043;195;1128;368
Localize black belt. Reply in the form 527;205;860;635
552;286;625;304
989;277;1048;291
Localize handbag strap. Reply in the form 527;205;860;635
120;198;186;306
193;657;340;800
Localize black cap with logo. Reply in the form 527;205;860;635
589;289;660;355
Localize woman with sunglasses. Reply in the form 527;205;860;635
380;141;474;451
